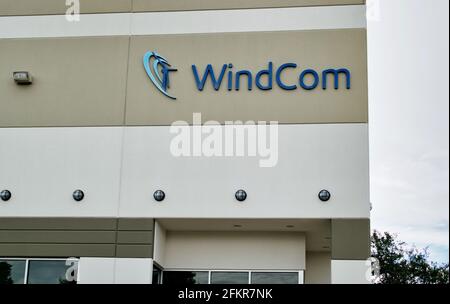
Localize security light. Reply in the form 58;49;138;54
153;190;165;202
0;190;11;202
235;190;247;202
13;71;33;85
72;190;84;202
318;189;331;202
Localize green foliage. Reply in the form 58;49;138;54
0;262;13;284
371;231;449;284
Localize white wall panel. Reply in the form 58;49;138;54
119;124;370;218
0;13;131;39
78;257;153;284
114;258;153;284
0;5;366;39
0;127;123;217
331;260;371;284
131;5;367;35
77;258;115;284
0;124;369;218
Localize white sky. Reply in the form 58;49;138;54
368;0;449;263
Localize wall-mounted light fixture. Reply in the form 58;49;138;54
72;190;85;202
0;190;12;202
153;190;165;202
235;189;247;202
318;189;331;202
13;71;33;85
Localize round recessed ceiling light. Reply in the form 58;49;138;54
153;190;166;202
0;190;12;202
318;189;331;202
72;190;85;202
235;190;247;202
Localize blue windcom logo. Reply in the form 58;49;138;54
143;51;177;100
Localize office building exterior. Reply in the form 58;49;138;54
0;0;370;284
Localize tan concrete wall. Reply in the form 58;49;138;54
0;29;367;127
0;0;132;16
134;0;365;12
163;231;306;270
331;219;370;260
0;218;154;258
305;252;331;284
126;29;368;125
0;0;365;16
0;36;129;127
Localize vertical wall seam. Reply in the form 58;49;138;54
122;17;132;125
113;220;119;257
113;12;133;235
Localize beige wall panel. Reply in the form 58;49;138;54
0;243;116;257
0;36;129;127
0;0;132;16
117;231;154;244
164;231;306;270
305;251;331;284
0;230;117;244
0;218;155;258
0;218;117;230
331;219;370;260
115;244;153;258
126;29;368;125
133;0;365;12
117;218;154;231
0;0;364;16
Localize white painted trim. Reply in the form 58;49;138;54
132;5;366;35
299;270;305;284
0;5;366;39
0;13;132;39
23;259;29;284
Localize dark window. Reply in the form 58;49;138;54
27;260;77;284
251;272;298;284
210;272;249;284
153;265;162;284
163;271;209;285
0;260;26;284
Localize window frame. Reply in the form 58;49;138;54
0;257;79;285
161;269;305;284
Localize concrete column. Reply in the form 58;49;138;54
331;219;371;284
